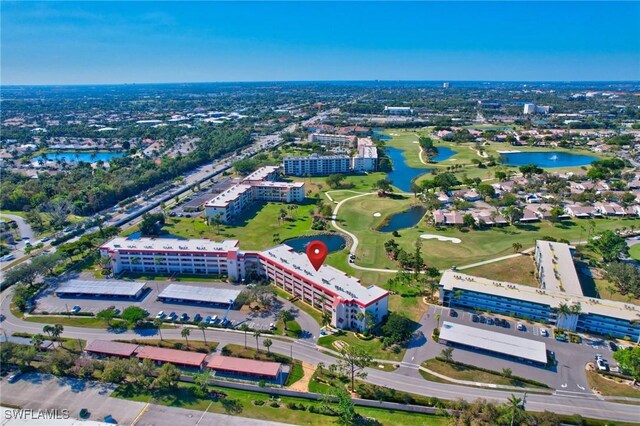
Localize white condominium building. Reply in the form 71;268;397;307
534;240;583;296
100;238;246;281
283;154;351;176
351;138;378;172
204;166;305;223
439;270;640;341
383;106;413;115
99;237;389;331
309;133;356;149
258;245;389;331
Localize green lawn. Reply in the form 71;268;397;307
112;382;446;426
630;244;640;261
337;192;640;280
24;315;120;328
317;331;405;361
463;254;538;286
421;359;548;389
586;370;640;398
271;285;324;326
274;319;302;338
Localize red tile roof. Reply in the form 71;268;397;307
85;340;139;357
207;355;282;377
135;346;207;367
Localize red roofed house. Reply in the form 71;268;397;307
207;355;286;384
135;346;207;369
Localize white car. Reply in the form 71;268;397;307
596;359;609;371
516;322;524;331
540;328;548;337
155;311;166;319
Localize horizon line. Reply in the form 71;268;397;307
2;79;640;88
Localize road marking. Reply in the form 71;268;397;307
130;402;150;426
577;384;585;390
195;400;214;425
561;383;567;388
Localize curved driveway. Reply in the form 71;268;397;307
1;287;638;423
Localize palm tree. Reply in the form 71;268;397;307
31;333;44;351
153;318;164;341
43;325;54;339
435;313;441;328
253;330;262;352
51;324;63;343
263;338;273;354
508;394;526;426
278;310;294;331
240;323;250;348
181;328;190;347
198;322;208;346
556;303;571;322
570;303;582;316
512;242;523;253
321;310;332;329
427;281;439;301
502;368;513;378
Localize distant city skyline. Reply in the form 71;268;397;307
2;1;639;85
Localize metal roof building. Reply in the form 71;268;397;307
207;355;285;383
85;340;139;357
439;321;548;365
135;346;207;368
55;279;146;300
157;284;241;306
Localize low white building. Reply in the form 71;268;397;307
384;106;413;115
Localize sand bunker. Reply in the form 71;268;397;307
373;212;382;217
420;234;462;244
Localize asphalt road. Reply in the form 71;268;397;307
0;213;35;269
1;287;639;423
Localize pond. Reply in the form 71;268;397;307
386;146;456;192
500;151;596;168
283;234;347;253
33;151;126;163
378;205;427;233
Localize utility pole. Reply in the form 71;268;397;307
65;303;70;318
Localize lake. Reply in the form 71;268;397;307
378;205;428;232
386;146;456;192
283;234;347;253
33;151;126;163
500;151;596;168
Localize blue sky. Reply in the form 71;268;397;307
2;1;639;84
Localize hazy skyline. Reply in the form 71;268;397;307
2;1;639;85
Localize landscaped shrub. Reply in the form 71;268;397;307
269;401;280;408
253;400;266;406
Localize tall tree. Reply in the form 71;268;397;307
338;345;372;391
181;328;190;347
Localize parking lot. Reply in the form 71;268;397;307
403;304;622;393
34;279;280;331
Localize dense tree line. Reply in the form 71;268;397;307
1;128;251;215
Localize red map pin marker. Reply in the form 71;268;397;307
306;240;328;271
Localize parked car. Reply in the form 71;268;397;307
156;311;166;319
486;318;494;325
205;316;212;324
609;341;618;352
596;358;609;372
7;371;22;383
555;335;568;342
71;305;81;313
479;316;487;324
212;315;219;323
194;314;202;323
112;308;121;315
516;322;524;331
180;313;189;322
472;315;480;323
449;310;458;317
168;312;177;320
540;328;549;337
41;237;50;242
595;354;603;360
269;322;276;330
